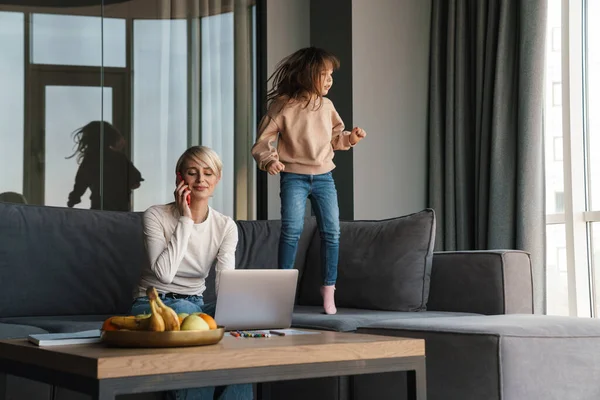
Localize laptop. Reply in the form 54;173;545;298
214;269;298;331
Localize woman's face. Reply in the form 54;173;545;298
181;158;220;200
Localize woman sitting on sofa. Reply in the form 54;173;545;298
131;145;252;400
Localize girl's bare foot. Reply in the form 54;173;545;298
321;285;337;315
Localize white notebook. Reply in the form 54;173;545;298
28;329;102;347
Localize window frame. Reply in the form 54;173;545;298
547;0;600;317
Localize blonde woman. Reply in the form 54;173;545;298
132;146;252;400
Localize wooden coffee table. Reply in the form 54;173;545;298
0;331;426;399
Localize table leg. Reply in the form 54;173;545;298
406;359;427;400
338;376;353;400
0;373;6;400
256;382;271;400
95;382;116;400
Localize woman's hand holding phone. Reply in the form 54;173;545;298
175;173;192;219
176;172;191;205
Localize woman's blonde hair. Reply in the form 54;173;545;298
267;46;340;107
175;146;223;178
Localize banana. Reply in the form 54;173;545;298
147;288;166;332
110;315;151;331
156;298;181;331
147;287;181;331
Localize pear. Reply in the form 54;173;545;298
177;313;189;319
180;314;210;331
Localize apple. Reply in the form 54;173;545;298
180;314;210;331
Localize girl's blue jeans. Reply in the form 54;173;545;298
279;171;340;286
131;295;253;400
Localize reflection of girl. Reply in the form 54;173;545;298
66;121;143;211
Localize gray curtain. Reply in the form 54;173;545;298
427;0;548;313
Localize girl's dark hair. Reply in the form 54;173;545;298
266;47;340;107
66;121;122;164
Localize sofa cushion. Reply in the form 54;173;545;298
0;315;113;333
0;203;145;318
0;322;48;339
358;314;600;336
427;250;534;315
292;305;477;332
297;209;436;311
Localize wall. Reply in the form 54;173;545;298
352;0;432;220
265;0;310;219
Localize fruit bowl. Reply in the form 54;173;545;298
101;327;225;348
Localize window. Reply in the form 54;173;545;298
132;19;188;212
544;0;600;317
588;0;600;211
0;12;24;195
555;191;564;213
552;26;561;52
553;137;563;161
552;82;562;106
0;1;257;219
546;224;568;315
587;0;600;314
201;12;235;217
32;14;125;67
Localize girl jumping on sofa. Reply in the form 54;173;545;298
251;47;367;315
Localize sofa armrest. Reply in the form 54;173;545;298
426;250;533;315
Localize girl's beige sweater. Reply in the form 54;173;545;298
251;96;354;175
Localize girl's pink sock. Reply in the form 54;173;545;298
321;285;337;315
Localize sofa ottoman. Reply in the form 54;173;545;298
357;314;600;400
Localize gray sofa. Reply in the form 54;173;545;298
1;202;539;399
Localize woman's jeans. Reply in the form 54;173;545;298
131;295;253;400
279;171;340;286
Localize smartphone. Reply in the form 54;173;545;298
176;172;191;205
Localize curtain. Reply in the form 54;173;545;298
427;0;548;313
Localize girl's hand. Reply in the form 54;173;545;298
350;127;367;145
267;161;286;175
174;180;192;219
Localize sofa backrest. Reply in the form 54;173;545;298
1;202;435;316
0;203;319;317
0;203;145;318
